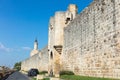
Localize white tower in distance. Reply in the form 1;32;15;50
30;38;39;57
34;39;38;50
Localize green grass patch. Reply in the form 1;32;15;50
61;75;119;80
31;77;36;80
39;71;48;75
42;78;50;80
59;71;74;76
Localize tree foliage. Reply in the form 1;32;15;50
14;62;21;71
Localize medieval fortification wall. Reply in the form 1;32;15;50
21;0;120;79
21;46;48;71
61;0;120;78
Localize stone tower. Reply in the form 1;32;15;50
48;4;78;77
30;39;39;57
34;39;38;50
68;4;78;19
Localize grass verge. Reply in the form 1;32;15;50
31;77;36;80
42;78;50;80
39;71;48;75
60;75;119;80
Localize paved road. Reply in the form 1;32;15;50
5;71;31;80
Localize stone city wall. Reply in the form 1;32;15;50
21;53;40;71
21;46;48;72
61;0;120;79
48;4;78;75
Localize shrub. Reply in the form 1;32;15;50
13;62;21;71
39;71;48;75
32;78;36;80
59;71;74;76
42;78;50;80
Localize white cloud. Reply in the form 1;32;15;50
0;43;12;52
0;42;31;53
22;47;31;51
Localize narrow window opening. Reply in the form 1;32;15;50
65;17;71;24
50;52;53;59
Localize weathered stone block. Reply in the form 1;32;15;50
37;75;45;80
55;74;60;78
50;77;60;80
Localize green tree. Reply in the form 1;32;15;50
14;62;21;71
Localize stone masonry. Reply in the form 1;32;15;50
21;0;120;79
48;4;78;76
21;40;48;72
61;0;120;79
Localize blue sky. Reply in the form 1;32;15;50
0;0;93;68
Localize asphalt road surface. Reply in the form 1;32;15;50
5;71;30;80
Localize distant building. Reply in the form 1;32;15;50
30;39;39;57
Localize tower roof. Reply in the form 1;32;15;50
35;38;38;43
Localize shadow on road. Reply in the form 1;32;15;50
4;71;30;80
